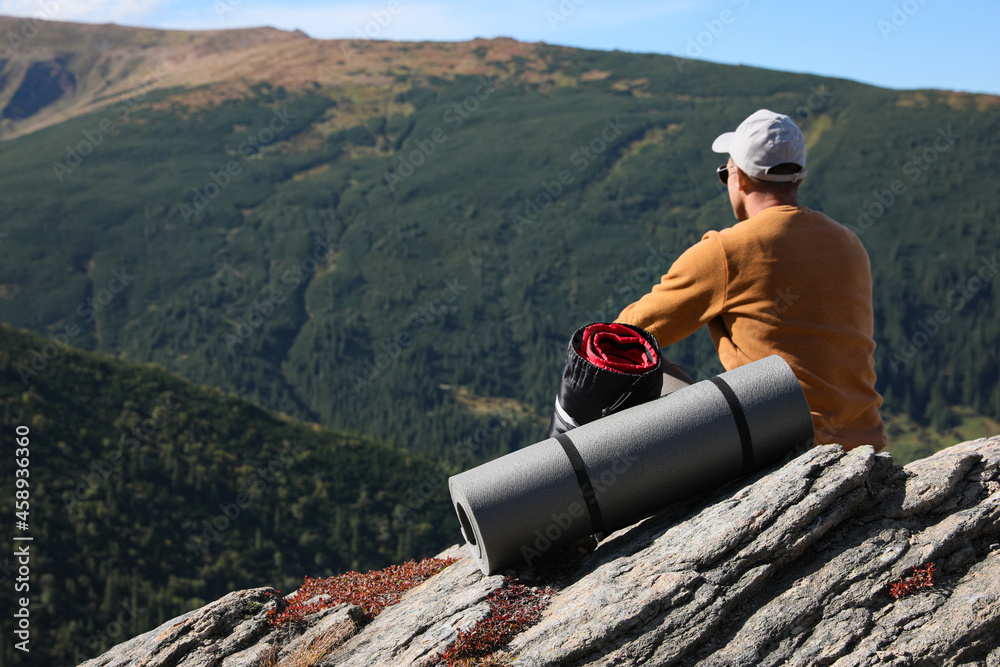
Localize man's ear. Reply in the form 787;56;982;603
733;166;750;192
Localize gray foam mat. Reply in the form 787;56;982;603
448;355;815;574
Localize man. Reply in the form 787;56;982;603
616;109;886;451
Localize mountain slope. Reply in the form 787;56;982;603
0;21;997;465
0;323;454;666
0;15;536;140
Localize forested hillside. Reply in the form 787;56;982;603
0;28;997;467
0;323;455;666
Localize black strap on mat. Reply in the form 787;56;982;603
555;432;605;535
708;376;754;476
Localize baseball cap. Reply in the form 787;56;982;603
712;109;807;182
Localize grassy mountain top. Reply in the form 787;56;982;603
0;16;298;138
3;14;998;147
0;14;549;140
0;322;455;666
8;15;995;142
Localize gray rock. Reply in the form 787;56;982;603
317;545;503;667
82;436;1000;667
79;588;279;667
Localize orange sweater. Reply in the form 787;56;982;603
616;205;886;451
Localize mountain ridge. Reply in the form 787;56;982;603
3;16;997;141
0;15;553;140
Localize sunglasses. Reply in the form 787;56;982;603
717;164;732;185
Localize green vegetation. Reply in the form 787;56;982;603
0;323;454;666
0;42;997;664
1;57;995;464
884;407;1000;465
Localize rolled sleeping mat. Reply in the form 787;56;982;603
548;322;663;438
449;354;814;575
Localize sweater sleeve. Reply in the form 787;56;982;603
615;232;729;348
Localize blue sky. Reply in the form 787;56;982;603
3;0;997;95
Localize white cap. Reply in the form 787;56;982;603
712;109;807;182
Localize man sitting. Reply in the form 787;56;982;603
616;109;886;451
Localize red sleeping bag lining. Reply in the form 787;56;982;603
577;322;659;374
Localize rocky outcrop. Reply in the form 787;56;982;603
81;435;1000;666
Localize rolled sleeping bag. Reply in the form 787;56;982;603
449;354;814;575
548;322;663;438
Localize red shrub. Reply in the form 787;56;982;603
267;557;457;626
422;578;557;667
887;562;936;600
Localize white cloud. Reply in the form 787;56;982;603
0;0;170;24
0;0;696;45
201;2;500;41
158;0;694;42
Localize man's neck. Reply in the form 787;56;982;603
742;193;799;219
